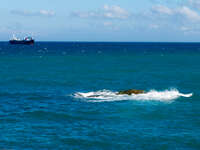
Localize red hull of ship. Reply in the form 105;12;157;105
9;40;34;45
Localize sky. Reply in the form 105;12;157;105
1;0;200;41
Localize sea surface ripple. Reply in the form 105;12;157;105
0;42;200;149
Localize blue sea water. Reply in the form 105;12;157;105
0;42;200;149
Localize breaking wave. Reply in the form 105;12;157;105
73;89;193;102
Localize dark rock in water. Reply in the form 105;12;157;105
88;95;101;98
117;89;145;95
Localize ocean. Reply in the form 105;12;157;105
0;42;199;149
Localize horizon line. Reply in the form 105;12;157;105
1;40;200;43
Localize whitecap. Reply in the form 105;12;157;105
73;89;192;102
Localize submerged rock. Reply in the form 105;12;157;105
117;89;145;95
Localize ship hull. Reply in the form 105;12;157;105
9;40;34;45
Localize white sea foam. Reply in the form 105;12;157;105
73;89;192;102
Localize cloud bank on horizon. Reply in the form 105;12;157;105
1;0;200;41
10;10;55;17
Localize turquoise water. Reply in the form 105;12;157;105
0;42;200;149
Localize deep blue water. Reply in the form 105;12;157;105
0;42;200;149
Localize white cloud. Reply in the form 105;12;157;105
180;26;190;31
103;5;130;19
71;5;130;20
71;11;98;18
10;10;55;17
103;21;113;26
149;24;159;29
176;6;200;22
103;21;119;30
70;3;200;35
150;4;200;22
180;25;200;35
151;5;173;15
39;10;55;17
188;0;200;9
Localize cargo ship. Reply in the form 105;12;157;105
9;35;34;45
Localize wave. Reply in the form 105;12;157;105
73;89;193;102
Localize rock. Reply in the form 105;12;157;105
117;89;145;95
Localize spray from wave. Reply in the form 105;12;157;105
73;89;192;102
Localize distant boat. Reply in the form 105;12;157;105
9;35;34;45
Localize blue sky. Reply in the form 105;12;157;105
1;0;200;41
